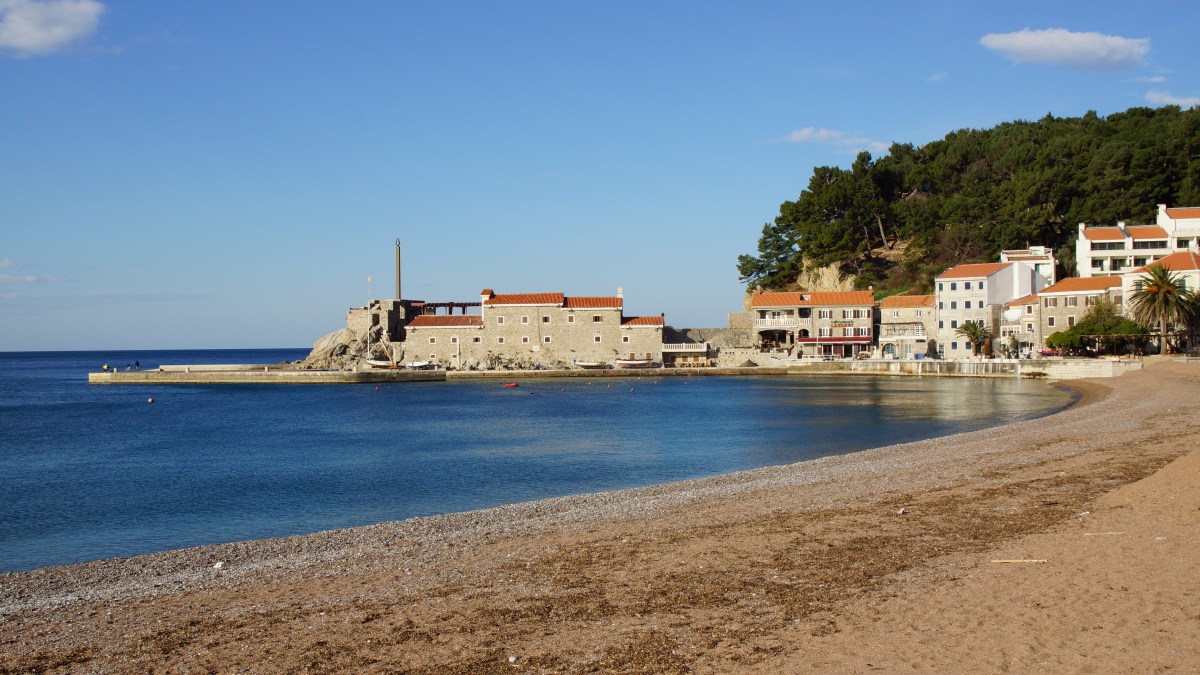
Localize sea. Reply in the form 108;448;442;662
0;349;1077;573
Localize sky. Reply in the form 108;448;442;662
1;1;1198;351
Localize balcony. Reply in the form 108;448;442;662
754;317;811;328
662;343;708;352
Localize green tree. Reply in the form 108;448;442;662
954;321;993;355
1128;266;1195;354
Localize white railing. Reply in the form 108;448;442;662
754;317;811;328
662;343;708;352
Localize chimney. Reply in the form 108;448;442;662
616;286;623;299
481;288;494;305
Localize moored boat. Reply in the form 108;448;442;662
575;362;608;369
404;360;435;370
614;359;655;369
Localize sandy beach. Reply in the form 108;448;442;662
3;362;1198;673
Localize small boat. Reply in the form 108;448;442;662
575;362;608;369
504;382;519;388
614;359;655;369
404;361;435;370
366;359;395;369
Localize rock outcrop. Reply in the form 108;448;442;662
302;325;400;370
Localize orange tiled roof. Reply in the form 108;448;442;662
621;316;664;326
1081;227;1126;241
1126;225;1168;239
407;315;483;327
1132;251;1200;273
935;262;1011;279
1007;293;1038;307
750;290;875;307
483;292;565;306
1165;207;1200;219
879;294;935;308
564;296;622;309
1038;276;1123;294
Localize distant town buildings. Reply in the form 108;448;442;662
878;295;935;359
934;262;1050;358
1076;204;1200;278
748;290;875;358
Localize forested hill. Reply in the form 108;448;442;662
737;106;1200;295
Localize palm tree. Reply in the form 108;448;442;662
1128;266;1195;354
954;321;993;356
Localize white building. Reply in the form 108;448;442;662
935;262;1049;357
1000;245;1056;285
1076;204;1200;278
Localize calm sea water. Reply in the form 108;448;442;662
0;350;1075;573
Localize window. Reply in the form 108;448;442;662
1178;238;1192;249
855;327;870;336
428;336;436;344
938;282;944;291
451;337;458;344
1066;297;1078;307
473;336;481;343
979;283;984;293
892;310;899;318
1092;259;1104;269
1026;305;1033;314
544;336;552;343
1044;297;1058;308
430;354;436;361
950;283;957;291
950;301;957;309
593;335;601;343
819;309;831;319
521;336;529;343
916;310;922;317
542;316;550;324
951;320;958;328
1026;323;1033;333
939;320;944;329
914;325;924;336
521;315;529;324
1111;259;1125;271
622;336;630;343
1068;316;1076;327
842;310;850;319
568;315;575;323
1047;317;1056;327
496;316;505;324
939;302;944;310
1133;240;1167;249
951;341;959;350
965;282;972;290
1134;258;1147;267
819;327;831;337
965;341;972;351
965;301;972;309
1091;241;1126;251
593;315;602;323
843;327;854;336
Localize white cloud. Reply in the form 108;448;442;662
1145;89;1200;108
786;127;889;154
0;273;57;283
0;258;12;268
0;0;104;57
979;28;1148;71
1135;75;1166;83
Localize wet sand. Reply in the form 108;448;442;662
2;362;1198;673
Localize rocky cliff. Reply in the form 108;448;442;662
302;325;400;370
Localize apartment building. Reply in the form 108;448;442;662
1001;293;1041;354
1037;277;1124;345
749;290;875;358
1000;245;1056;285
1076;204;1200;278
878;295;935;358
935;262;1049;357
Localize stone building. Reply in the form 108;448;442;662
1038;276;1124;347
877;295;935;358
935;261;1049;358
401;288;664;369
749;290;875;358
1001;293;1041;355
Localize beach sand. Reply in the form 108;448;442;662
2;362;1198;673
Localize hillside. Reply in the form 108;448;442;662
737;105;1200;295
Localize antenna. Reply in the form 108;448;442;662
395;239;401;301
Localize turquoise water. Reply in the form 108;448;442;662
0;350;1075;573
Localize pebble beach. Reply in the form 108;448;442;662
3;362;1199;673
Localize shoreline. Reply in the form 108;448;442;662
5;363;1198;672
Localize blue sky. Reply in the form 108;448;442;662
2;1;1197;351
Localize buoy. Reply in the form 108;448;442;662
147;397;154;404
561;388;565;392
607;384;611;389
630;387;634;392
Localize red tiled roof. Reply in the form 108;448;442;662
1126;225;1168;240
1081;228;1126;242
565;296;622;309
480;288;494;296
1165;207;1200;219
935;262;1011;279
483;292;565;306
1007;293;1038;307
879;294;935;308
750;290;875;307
1132;251;1200;273
1038;277;1123;295
407;315;483;327
621;316;664;326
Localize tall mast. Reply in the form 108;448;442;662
395;239;401;301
